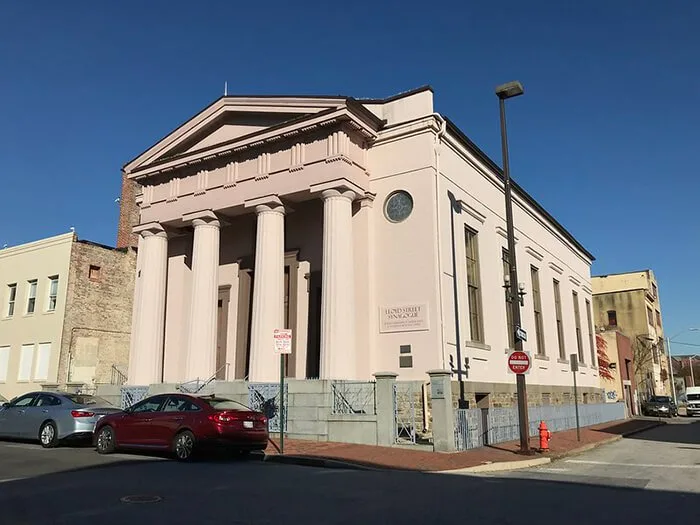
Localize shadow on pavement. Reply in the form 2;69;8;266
0;452;697;525
600;418;700;446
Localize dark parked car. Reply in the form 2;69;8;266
93;393;269;460
642;395;677;418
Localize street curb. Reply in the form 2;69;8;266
435;456;551;474
263;454;380;471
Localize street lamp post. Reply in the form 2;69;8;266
496;80;530;454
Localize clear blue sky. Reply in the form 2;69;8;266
1;1;698;350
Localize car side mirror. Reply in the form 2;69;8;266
1;403;9;408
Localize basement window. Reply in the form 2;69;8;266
89;265;101;281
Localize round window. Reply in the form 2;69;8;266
384;190;414;223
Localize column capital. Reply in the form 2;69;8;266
182;210;222;229
133;222;168;239
321;188;356;201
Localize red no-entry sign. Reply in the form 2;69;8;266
508;350;531;374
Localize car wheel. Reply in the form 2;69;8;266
173;430;196;461
39;421;59;449
96;426;116;455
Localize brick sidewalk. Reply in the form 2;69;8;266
264;418;659;472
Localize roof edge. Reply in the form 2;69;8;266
443;117;595;262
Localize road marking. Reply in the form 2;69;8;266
566;459;700;469
536;467;570;473
0;478;24;484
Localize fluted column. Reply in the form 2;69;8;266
129;224;168;385
248;204;285;382
320;189;356;379
185;214;221;382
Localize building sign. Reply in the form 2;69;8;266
379;304;429;333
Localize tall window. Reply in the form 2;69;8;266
464;227;484;343
47;276;59;312
553;280;565;359
502;249;515;349
531;266;545;356
26;280;37;314
647;306;654;327
6;284;17;317
586;299;595;365
656;310;662;328
607;310;617;326
573;291;583;362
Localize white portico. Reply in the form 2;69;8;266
124;86;602;398
125;95;380;385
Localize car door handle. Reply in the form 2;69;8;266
42;410;49;413
173;417;184;422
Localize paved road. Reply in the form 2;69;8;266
486;418;700;495
0;422;698;525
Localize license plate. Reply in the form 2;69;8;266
243;421;253;429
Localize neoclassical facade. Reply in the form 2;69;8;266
124;86;601;396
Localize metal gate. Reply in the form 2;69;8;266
120;386;148;409
393;382;420;444
248;383;287;433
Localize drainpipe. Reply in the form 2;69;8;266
432;113;447;369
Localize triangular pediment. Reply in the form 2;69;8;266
124;96;349;175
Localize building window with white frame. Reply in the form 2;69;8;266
586;299;595;366
18;343;34;381
0;346;9;382
26;280;37;314
531;266;545;356
47;276;59;311
553;279;565;360
573;291;583;363
464;227;484;343
6;283;17;317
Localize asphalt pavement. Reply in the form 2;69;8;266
486;418;700;493
0;421;697;525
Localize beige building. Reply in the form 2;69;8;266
0;232;136;400
121;86;603;404
592;270;668;398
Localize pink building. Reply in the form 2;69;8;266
122;87;601;400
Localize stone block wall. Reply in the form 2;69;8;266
57;240;137;389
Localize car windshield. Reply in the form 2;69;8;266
198;396;249;411
688;394;700;401
64;394;112;406
651;396;671;403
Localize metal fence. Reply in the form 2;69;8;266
248;382;287;433
331;381;376;415
120;386;149;409
394;382;422;444
455;402;626;451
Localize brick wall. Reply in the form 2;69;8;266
57;240;137;387
116;172;140;249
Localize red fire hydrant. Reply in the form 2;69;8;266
538;420;552;452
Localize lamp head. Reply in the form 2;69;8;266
496;81;525;100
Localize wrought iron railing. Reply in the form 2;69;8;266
177;363;229;394
331;381;376;415
111;365;128;386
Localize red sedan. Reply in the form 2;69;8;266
93;393;268;460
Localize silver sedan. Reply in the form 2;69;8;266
0;391;121;448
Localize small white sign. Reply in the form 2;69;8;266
273;329;292;354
